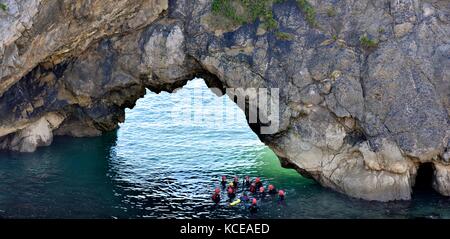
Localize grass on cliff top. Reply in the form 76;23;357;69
211;0;317;32
0;3;8;11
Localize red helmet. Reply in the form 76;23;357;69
255;177;261;183
228;187;233;194
215;188;220;194
245;176;249;180
252;198;257;205
259;187;265;193
279;190;285;196
222;176;226;180
268;185;274;191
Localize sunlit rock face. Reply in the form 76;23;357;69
0;0;449;201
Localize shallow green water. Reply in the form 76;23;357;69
0;79;449;218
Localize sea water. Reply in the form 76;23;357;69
0;79;449;219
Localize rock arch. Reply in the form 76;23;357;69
0;0;449;201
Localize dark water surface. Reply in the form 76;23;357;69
0;79;449;219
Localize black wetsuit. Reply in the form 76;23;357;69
228;192;236;199
259;191;266;199
255;181;263;189
277;197;286;206
221;180;227;188
212;193;221;204
227;186;236;199
249;204;258;213
232;181;238;189
268;188;277;195
244;180;251;188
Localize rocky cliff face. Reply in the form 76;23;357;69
0;0;449;201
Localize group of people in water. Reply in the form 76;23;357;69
211;175;286;213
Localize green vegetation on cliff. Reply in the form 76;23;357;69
0;3;8;11
275;31;294;40
212;0;278;30
296;0;316;26
211;0;317;32
359;34;378;49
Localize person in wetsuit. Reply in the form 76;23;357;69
244;176;251;188
259;186;265;193
232;176;239;189
227;183;236;200
211;188;221;204
268;184;277;195
278;189;285;200
249;198;258;213
258;186;266;198
249;183;257;194
255;177;263;189
221;176;227;189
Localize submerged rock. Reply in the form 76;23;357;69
0;0;449;201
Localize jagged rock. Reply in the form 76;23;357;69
0;0;449;201
394;22;414;38
0;112;64;152
433;163;450;196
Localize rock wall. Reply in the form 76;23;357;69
0;0;449;201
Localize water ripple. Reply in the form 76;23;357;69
0;79;450;218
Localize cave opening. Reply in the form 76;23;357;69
413;162;435;194
119;77;284;168
113;77;302;203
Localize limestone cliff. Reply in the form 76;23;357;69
0;0;449;201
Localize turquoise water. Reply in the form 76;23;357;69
0;79;449;219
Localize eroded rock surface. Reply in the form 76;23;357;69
0;0;449;201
